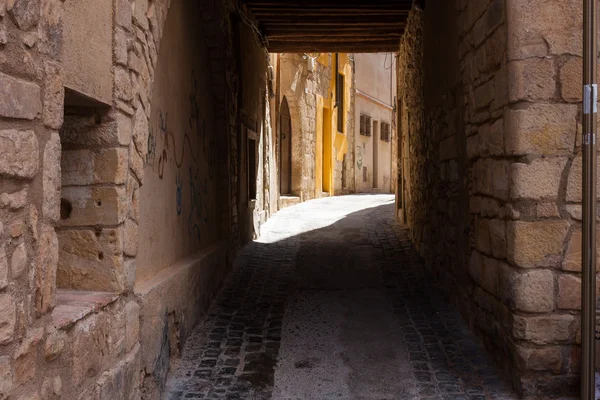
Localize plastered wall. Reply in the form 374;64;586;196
137;0;220;284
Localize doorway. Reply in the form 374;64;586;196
322;107;332;193
373;120;379;189
280;97;292;195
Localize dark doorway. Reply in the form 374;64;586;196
280;97;292;195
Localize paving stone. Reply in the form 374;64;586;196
164;196;517;399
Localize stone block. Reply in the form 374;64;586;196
473;79;494;110
116;0;132;31
8;0;40;30
44;328;66;361
512;314;576;345
537;202;560;218
43;132;61;222
505;104;576;156
133;0;148;30
43;62;64;129
483;24;506;73
124;301;140;353
129;141;144;184
466;134;481;160
472;158;493;196
487;118;504;155
557;274;581;310
132;106;149;156
492;65;508;111
95;343;140;400
13;327;43;385
0;130;39;179
508;58;555;102
511;157;567;200
0;356;11;400
491;159;510;200
515;345;562;373
41;376;61;400
566;156;600;202
113;111;133;146
0;187;28;209
560;57;582;102
507;0;581;60
10;242;27;279
57;228;125;292
0;295;15;345
59;186;127;227
107;305;126;357
0;245;7;289
37;0;63;59
114;28;128;66
127;176;140;222
488;219;507;258
469;250;483;286
500;266;554;313
61;148;128;186
72;313;108;385
115;67;133;101
481;256;500;296
476;218;492;255
507;220;569;268
35;226;58;315
63;0;113;104
562;229;600;272
123;219;138;257
0;72;41;120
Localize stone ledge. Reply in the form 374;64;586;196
278;195;300;210
52;290;119;330
133;241;229;398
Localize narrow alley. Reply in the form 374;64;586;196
164;195;517;400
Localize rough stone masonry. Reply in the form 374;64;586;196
396;0;600;397
0;0;597;398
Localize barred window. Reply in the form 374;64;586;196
380;122;391;142
360;114;372;136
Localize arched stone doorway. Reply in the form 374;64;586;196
280;97;292;195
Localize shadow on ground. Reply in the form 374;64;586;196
163;194;517;400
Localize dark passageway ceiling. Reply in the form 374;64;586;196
241;0;415;53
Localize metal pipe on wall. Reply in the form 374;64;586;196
582;0;597;396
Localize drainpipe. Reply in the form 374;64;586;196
582;0;597;396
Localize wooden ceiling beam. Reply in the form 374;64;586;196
268;37;401;44
266;30;403;38
267;33;402;40
268;45;399;53
246;0;412;7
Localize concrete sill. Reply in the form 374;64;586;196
52;290;119;330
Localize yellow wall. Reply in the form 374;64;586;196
315;53;352;196
315;95;324;197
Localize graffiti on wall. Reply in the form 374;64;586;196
146;70;215;244
356;143;365;170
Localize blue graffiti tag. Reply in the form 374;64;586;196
176;171;182;215
187;167;208;243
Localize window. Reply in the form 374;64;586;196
380;122;391;142
360;114;372;136
336;72;345;132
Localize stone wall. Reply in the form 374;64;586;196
279;53;332;201
397;0;594;397
0;0;270;398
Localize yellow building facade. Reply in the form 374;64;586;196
315;53;353;197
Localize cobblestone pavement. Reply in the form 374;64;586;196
164;195;518;400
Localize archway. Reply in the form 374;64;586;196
280;97;292;195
